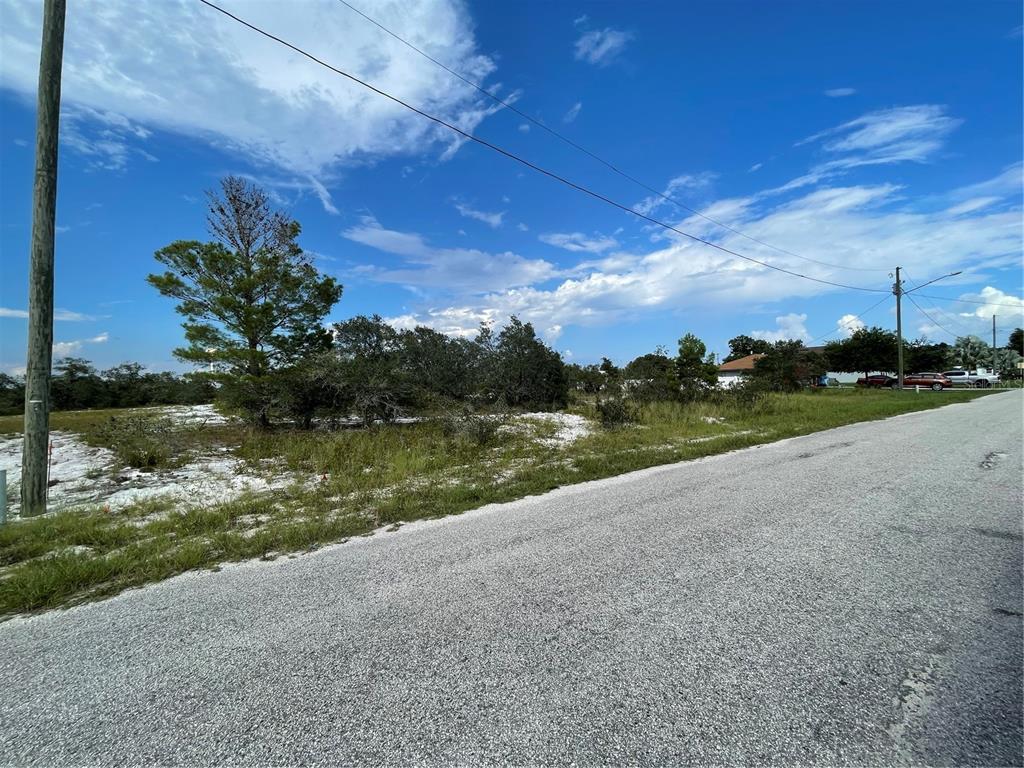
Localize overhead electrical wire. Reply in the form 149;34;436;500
902;271;974;337
334;0;887;275
905;294;958;339
911;292;1024;310
806;293;892;345
196;0;890;295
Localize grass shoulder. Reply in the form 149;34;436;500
0;388;1000;617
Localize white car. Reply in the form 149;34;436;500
942;369;1000;388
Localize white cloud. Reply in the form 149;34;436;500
752;313;810;343
454;202;504;228
539;232;618;253
563;102;582;124
517;223;529;232
0;0;500;179
836;313;866;337
376;165;1021;342
518;123;530;133
908;288;1024;342
1;307;96;321
343;216;555;293
824;88;856;97
749;162;763;172
574;27;633;65
53;332;109;358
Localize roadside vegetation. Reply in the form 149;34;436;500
0;177;1016;617
0;389;998;617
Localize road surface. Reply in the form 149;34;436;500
2;392;1022;766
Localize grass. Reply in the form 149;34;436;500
0;388;1001;617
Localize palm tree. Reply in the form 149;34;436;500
949;335;990;370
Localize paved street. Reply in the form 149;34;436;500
1;392;1021;766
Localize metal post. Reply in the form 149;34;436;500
894;266;904;390
21;0;66;517
992;314;997;380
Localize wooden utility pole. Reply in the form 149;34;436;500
894;266;904;389
21;0;66;517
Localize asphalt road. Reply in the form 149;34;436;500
2;392;1022;766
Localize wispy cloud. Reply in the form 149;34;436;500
574;27;633;65
454;202;504;228
0;307;97;321
635;172;716;215
749;162;763;173
539;232;618;254
343;216;554;293
563;102;582;124
824;87;856;98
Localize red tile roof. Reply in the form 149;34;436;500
718;353;765;372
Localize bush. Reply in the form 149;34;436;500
438;405;508;447
87;415;182;470
595;386;639;429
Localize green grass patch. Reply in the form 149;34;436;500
0;388;1000;617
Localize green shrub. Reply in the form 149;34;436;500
595;388;639;429
86;415;179;470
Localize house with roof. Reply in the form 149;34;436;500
717;353;765;388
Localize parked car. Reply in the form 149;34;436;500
942;369;1001;388
901;372;954;390
856;374;897;388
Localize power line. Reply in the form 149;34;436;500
334;0;887;275
905;294;958;339
903;271;974;337
807;294;891;345
196;0;890;296
913;292;1024;309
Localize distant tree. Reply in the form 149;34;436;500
51;357;105;411
723;334;773;363
904;340;951;373
750;341;826;392
565;363;605;394
824;327;897;376
997;349;1024;379
147;176;342;426
102;362;147;408
623;352;680;402
675;333;719;400
1006;328;1023;355
332;315;412;425
488;316;567;409
398;326;476;402
599;357;620;378
948;335;990;371
0;373;25;416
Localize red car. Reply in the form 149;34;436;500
900;372;954;391
856;374;897;388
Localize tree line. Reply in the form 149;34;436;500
12;177;1018;422
0;360;214;416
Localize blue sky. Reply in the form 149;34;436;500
1;0;1022;374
